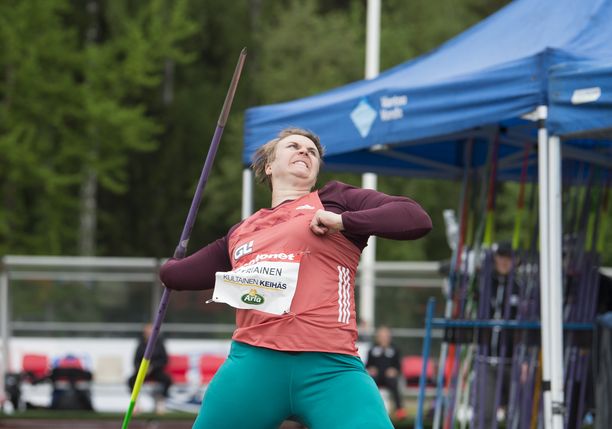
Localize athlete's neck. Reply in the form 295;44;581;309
271;186;311;208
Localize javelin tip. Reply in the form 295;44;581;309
217;49;247;127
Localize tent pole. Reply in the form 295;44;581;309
242;168;254;220
537;105;554;429
360;0;380;334
547;135;565;429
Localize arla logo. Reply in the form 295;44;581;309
234;240;254;261
241;289;264;305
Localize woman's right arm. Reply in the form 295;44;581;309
159;236;232;291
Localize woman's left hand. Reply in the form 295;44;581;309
310;210;344;236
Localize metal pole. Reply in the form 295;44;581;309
365;0;380;80
416;297;435;429
547;135;565;428
242;168;254;220
360;0;381;333
0;262;10;402
360;173;378;332
537;105;553;429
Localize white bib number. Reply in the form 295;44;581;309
211;253;301;315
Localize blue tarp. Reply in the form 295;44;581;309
549;60;612;137
244;0;612;179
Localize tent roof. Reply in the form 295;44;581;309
244;0;612;178
549;59;612;137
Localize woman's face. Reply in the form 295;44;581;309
265;134;321;189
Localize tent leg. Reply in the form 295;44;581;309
537;111;553;429
547;135;565;429
538;108;565;429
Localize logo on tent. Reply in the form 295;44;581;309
571;87;601;105
350;99;377;138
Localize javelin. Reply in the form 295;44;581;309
121;48;247;429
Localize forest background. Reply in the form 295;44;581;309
2;0;611;331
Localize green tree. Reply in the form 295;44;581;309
253;0;364;104
1;1;82;254
97;0;252;257
0;0;196;255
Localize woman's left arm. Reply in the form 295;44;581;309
339;184;432;240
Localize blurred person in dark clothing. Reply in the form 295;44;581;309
127;323;172;413
366;326;406;419
50;354;93;411
480;241;522;427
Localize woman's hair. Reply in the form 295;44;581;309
251;127;324;190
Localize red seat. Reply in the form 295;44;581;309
401;355;435;386
199;354;225;384
165;354;189;384
50;355;92;388
22;353;50;380
56;355;84;369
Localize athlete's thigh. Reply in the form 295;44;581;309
192;342;292;429
294;353;393;429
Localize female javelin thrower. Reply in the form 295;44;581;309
161;127;432;429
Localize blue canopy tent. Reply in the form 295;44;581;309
243;1;612;428
244;0;612;180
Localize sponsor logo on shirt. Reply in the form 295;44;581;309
242;252;297;266
296;204;315;210
254;252;295;262
234;240;254;261
241;289;264;305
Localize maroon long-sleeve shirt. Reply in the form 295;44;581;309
160;180;432;290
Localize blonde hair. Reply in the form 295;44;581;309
251;127;324;190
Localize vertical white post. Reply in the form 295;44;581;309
360;0;381;334
548;135;565;429
0;264;9;399
537;105;555;429
537;108;552;429
365;0;380;80
360;173;378;333
242;168;254;220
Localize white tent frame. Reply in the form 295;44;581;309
537;106;565;429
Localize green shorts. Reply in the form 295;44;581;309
193;341;393;429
